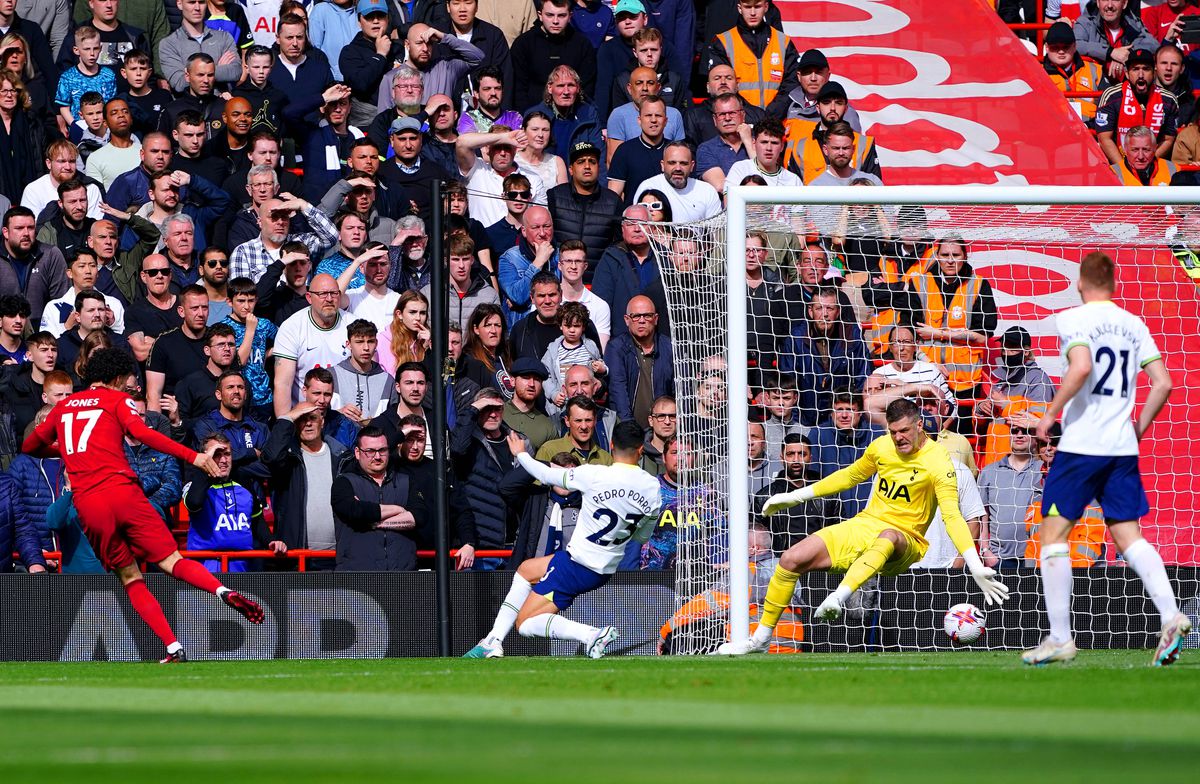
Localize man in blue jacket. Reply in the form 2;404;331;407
603;295;674;426
779;287;869;428
0;471;46;573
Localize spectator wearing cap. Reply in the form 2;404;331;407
697;93;751;193
782;81;881;184
784;49;863;130
340;0;407;127
1074;0;1159;82
456;125;548;228
511;0;598;112
451;386;525;567
504;357;557;451
595;0;673;119
703;0;800;118
685;64;768;145
976;325;1057;469
375;22;485;114
1096;46;1179;164
1043;21;1105;123
547;141;623;270
377;115;453;224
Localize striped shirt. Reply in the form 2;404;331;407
229;205;339;283
872;360;954;408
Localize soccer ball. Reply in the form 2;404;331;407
943;603;986;644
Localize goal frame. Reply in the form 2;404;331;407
722;184;1200;643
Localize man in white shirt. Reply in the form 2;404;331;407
335;244;400;332
634;141;721;222
84;99;141;190
457;126;547;227
21;139;103;220
272;273;352;415
725;118;803;193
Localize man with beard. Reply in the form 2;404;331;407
366;66;424;153
753;433;837;553
1096;47;1179;165
1074;0;1159;81
783;49;862;129
85;99;141;190
782;81;880;184
458;66;521;134
809;122;884;186
375;22;484;112
632;142;721;222
0;207;69;325
36;180;94;258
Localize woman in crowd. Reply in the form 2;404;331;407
0;69;45;205
517;110;567;188
456;304;512;399
378;290;431;378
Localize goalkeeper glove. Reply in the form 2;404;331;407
962;549;1010;606
761;486;816;517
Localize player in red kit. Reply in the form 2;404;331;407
22;349;265;662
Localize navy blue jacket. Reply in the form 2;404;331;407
778;320;871;427
6;454;63;549
450;410;519;549
0;471;45;572
603;332;676;423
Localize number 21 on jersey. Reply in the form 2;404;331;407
62;410;102;455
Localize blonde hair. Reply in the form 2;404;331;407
0;34;33;80
390;290;430;367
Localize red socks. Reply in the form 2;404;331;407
170;558;225;595
123;578;177;648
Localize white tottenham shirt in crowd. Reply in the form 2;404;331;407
273;308;352;405
912;457;985;569
634;174;722;222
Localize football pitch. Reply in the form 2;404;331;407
0;652;1195;782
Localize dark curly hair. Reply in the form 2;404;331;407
83;348;137;386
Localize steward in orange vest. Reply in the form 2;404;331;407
1113;154;1177;185
704;1;799;114
782;83;880;183
976;326;1056;469
1042;21;1105;122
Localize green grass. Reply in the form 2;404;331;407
0;652;1196;782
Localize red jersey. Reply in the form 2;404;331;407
23;387;198;496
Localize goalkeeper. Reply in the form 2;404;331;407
719;398;1008;655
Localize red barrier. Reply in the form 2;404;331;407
28;548;514;573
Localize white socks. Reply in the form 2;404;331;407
486;574;532;643
1041;543;1073;644
1122;538;1179;624
216;586;231;599
518;613;596;644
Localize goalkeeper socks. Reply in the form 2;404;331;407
840;537;895;593
518;614;596;644
1041;543;1073;643
124;578;178;648
487;574;533;642
1122;538;1179;624
170;559;224;595
759;564;802;630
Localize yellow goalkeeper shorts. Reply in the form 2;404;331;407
813;515;928;575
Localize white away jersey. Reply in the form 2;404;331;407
561;463;663;574
912;458;985;569
1055;300;1161;456
274;309;352;405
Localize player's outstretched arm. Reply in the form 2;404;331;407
1136;358;1173;441
762;450;877;517
1036;344;1092;441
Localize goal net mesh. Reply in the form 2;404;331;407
649;197;1200;656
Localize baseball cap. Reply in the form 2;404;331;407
510;358;550;380
357;0;388;17
1001;325;1032;349
569;141;601;164
817;80;847;102
799;49;829;71
1045;21;1075;46
389;116;422;135
1127;47;1155;68
613;0;646;16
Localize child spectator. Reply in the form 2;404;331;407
55;27;117;135
221;277;277;421
66;92;110;163
541;301;605;406
331;319;395;424
184;433;269;573
118;49;171;137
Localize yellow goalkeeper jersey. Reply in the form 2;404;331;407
810;434;973;554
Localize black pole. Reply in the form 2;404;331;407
429;179;452;657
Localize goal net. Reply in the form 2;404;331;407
650;186;1200;656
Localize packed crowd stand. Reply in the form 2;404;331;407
0;0;1163;578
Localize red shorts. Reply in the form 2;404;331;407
73;486;179;571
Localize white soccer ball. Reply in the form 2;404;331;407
944;603;986;644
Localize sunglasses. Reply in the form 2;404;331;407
641;200;663;211
505;190;532;200
205;259;229;268
143;268;171;277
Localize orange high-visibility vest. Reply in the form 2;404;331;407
979;396;1049;469
717;26;788;108
1047;58;1104;121
1025;501;1107;567
1112;157;1177;186
910;272;985;391
660;563;805;654
782;118;876;183
859;256;905;357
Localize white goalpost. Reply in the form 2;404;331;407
651;185;1200;655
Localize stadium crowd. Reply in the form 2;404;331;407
0;0;1137;579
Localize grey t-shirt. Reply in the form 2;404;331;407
978;456;1044;561
302;444;336;550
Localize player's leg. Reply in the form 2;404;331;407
716;531;833;655
1108;520;1191;666
465;555;553;658
513;552;618;658
115;561;188;663
156;551;265;624
1020;512;1079;665
815;528;909;622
